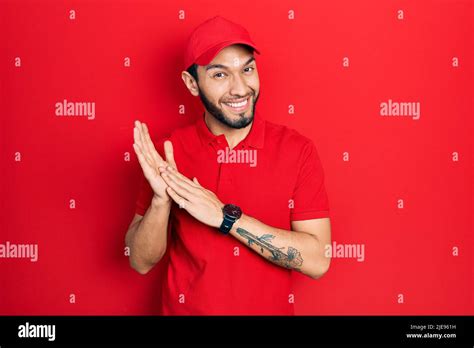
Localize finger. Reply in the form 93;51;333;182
165;166;199;189
193;177;201;186
137;122;156;167
133;143;157;179
164;140;178;170
161;172;195;200
133;124;145;153
133;138;148;167
134;121;146;149
133;121;142;145
166;186;189;209
164;170;196;193
133;133;154;168
136;121;155;166
142;123;166;166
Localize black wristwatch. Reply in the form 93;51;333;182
219;204;242;234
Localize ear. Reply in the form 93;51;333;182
181;71;200;97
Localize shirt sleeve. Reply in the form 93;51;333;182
290;140;330;221
134;136;169;216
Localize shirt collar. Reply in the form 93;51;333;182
196;109;265;149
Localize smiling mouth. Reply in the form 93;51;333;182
222;96;251;113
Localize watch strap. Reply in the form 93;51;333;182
219;214;237;234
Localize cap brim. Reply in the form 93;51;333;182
194;40;260;67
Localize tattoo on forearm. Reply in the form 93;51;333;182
236;227;303;270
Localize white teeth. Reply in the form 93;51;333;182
225;98;248;108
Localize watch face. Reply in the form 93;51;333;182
223;204;242;219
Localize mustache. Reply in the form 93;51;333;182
222;93;255;103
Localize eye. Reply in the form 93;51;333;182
213;72;226;79
244;66;255;73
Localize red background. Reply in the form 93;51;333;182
0;0;472;315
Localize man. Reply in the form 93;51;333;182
125;15;331;315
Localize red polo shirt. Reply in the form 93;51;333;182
135;110;330;315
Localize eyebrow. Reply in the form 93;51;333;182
205;56;255;71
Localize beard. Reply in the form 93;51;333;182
197;85;259;129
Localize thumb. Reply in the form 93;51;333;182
164;140;178;170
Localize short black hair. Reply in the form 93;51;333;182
186;63;199;82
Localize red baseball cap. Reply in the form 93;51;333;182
183;15;261;71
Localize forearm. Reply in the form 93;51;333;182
126;197;171;273
155;163;330;278
229;214;330;279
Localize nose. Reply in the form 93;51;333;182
229;73;248;98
